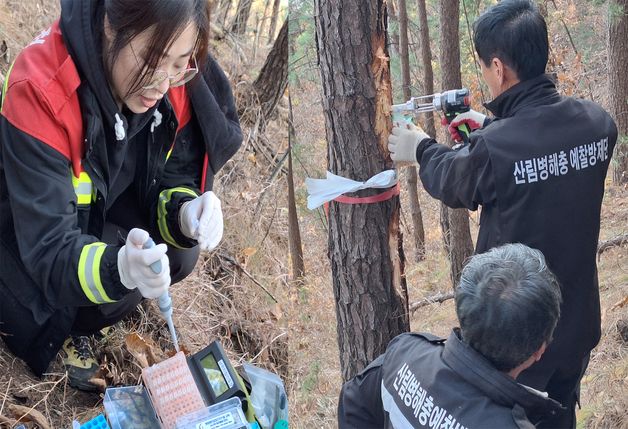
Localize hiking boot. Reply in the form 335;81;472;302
61;335;100;392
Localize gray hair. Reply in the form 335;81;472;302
455;243;562;371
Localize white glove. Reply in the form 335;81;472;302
179;191;224;251
117;228;170;299
388;122;430;164
447;109;487;142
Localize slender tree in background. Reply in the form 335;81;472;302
416;0;436;138
439;0;474;285
315;0;410;381
398;0;426;261
387;0;400;55
268;0;282;42
609;0;628;184
288;95;305;281
258;0;273;43
217;0;233;25
231;0;253;35
253;18;288;122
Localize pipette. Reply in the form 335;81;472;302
143;238;180;352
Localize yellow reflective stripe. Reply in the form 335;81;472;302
78;242;114;304
1;61;15;113
71;170;93;205
158;187;198;249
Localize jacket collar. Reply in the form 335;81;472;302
484;73;561;119
442;329;564;418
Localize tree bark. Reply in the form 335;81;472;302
231;0;253;35
439;0;474;285
315;0;410;381
609;0;628;184
253;18;288;122
288;95;305;281
268;0;282;42
398;0;426;261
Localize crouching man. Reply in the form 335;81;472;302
338;243;564;428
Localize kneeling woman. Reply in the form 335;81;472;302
0;0;241;390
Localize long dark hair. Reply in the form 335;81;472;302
103;0;210;96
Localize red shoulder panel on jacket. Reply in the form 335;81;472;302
2;21;84;176
168;85;192;132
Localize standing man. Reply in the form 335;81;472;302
387;0;617;427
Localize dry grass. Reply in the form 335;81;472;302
0;0;288;427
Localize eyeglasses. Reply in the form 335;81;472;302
129;43;198;90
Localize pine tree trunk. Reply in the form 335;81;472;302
231;0;253;35
315;0;410;381
253;19;288;121
398;0;426;261
609;0;628;184
268;0;282;42
439;0;474;285
288;95;305;281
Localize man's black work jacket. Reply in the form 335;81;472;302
414;74;617;380
338;330;564;428
0;0;242;375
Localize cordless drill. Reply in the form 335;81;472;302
392;88;472;144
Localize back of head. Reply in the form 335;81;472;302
455;244;561;372
473;0;548;81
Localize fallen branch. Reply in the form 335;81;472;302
218;252;278;303
8;404;51;429
597;233;628;260
410;292;454;312
610;296;628;311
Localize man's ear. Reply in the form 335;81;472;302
492;57;505;85
533;341;547;362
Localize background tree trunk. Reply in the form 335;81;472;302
387;0;400;55
416;0;436;138
288;95;305;281
315;0;410;381
231;0;253;35
268;0;282;42
439;0;474;285
253;19;288;121
609;0;628;184
258;0;273;44
398;0;426;261
217;0;233;26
